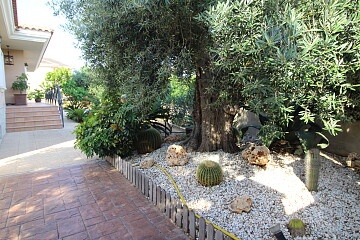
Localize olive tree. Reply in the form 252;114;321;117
50;0;241;152
206;0;360;148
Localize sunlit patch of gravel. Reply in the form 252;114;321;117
124;143;360;240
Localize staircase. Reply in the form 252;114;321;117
6;103;63;133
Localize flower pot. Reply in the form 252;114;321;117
14;94;27;105
35;98;41;103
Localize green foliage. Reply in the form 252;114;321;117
62;79;97;110
135;127;163;154
50;0;209;119
67;108;86;123
51;0;360;152
27;89;44;100
11;73;29;93
196;160;223;187
41;67;72;90
164;75;195;126
74;98;142;158
72;67;91;89
206;0;360;148
40;67;99;110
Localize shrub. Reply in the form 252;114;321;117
11;73;29;94
67;108;86;123
74;98;142;158
62;80;97;110
27;89;44;100
208;0;360;148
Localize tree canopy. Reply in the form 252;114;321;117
51;0;360;153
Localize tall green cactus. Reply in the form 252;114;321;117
305;148;321;191
135;127;162;154
196;160;223;187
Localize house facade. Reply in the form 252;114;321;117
0;0;52;142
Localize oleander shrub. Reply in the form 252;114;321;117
207;0;360;148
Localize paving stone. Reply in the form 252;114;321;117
0;162;189;239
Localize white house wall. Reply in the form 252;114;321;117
0;49;6;142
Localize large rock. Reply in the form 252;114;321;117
166;144;189;167
242;145;271;166
229;195;252;213
140;157;155;169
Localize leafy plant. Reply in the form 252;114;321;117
62;79;97;110
67;108;86;123
27;89;44;100
74;97;142;158
11;73;29;94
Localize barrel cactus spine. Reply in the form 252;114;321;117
196;160;223;187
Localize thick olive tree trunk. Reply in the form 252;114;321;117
184;58;239;153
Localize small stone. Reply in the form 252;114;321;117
346;152;360;169
139;157;155;169
228;195;252;213
166;144;189;167
242;145;271;166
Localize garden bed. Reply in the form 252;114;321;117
122;142;360;240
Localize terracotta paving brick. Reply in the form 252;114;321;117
0;161;189;239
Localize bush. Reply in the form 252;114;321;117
27;89;44;100
62;80;98;110
74;98;142;158
67;108;86;123
208;0;360;148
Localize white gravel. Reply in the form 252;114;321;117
124;143;360;240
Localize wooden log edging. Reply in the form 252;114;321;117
105;155;233;240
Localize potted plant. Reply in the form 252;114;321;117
27;89;44;103
11;73;29;105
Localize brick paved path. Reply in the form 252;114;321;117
0;161;189;240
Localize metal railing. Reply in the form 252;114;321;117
45;85;64;128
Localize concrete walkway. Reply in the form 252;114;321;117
0;117;189;239
0;117;99;176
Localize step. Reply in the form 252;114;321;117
6;114;61;123
6;109;59;115
5;104;63;133
6;105;59;113
6;124;63;133
7;119;62;128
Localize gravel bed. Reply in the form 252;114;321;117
125;142;360;240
